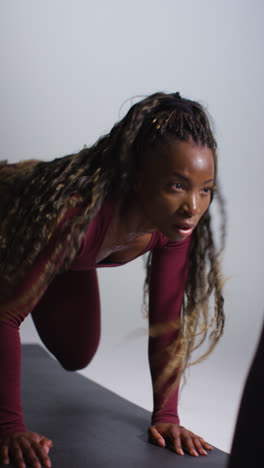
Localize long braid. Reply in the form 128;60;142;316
138;94;226;399
0;127;121;302
0;92;226;396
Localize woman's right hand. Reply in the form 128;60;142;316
0;432;53;468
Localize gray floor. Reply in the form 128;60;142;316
0;345;229;468
19;254;264;456
20;291;259;456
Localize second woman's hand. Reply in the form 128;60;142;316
149;423;213;457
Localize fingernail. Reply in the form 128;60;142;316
192;450;199;456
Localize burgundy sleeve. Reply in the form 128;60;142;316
0;319;28;435
148;235;192;426
0;207;82;436
0;240;68;435
0;245;55;435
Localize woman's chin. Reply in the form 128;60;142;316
163;231;188;242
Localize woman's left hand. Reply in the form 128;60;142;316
149;423;213;457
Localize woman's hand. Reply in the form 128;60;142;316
0;432;53;468
149;423;213;457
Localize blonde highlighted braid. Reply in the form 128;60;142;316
0;92;226;395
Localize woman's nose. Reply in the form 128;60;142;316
180;192;199;216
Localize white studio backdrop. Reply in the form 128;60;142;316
0;0;263;453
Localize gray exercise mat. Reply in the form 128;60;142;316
1;345;229;467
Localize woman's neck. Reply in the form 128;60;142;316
117;191;157;241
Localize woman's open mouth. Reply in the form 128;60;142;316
173;223;195;236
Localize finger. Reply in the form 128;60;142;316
201;439;213;450
196;436;213;451
192;436;208;456
149;426;166;448
181;433;199;457
169;427;184;456
17;438;42;468
0;444;10;465
32;441;52;467
40;438;53;453
10;440;27;468
171;432;184;456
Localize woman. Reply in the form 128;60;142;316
0;92;225;468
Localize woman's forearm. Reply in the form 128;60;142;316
0;321;27;435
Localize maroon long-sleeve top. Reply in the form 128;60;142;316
0;195;192;435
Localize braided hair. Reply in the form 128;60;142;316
0;92;226;394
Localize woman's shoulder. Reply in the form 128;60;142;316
69;194;117;269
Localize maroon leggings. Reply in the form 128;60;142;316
31;270;101;371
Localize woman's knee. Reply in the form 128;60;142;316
57;336;100;371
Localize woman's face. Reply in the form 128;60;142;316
134;137;215;242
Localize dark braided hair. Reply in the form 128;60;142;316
0;92;226;393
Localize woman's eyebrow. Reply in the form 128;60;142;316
172;172;214;184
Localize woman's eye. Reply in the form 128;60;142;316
202;187;211;194
173;183;182;190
